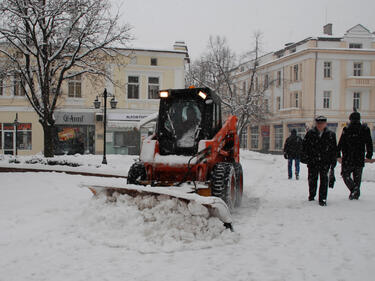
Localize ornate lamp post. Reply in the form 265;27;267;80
93;89;117;164
14;113;19;157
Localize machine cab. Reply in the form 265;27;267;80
157;88;222;156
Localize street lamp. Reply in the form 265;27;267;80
93;88;117;164
14;113;19;157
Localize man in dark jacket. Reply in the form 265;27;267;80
337;110;373;200
302;116;337;206
283;129;303;180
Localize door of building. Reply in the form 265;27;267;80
4;131;14;155
261;125;270;152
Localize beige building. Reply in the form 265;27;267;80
232;24;375;153
0;42;189;155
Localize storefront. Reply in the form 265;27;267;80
54;111;95;155
0;122;32;155
106;112;155;155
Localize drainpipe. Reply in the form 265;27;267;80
314;51;318;120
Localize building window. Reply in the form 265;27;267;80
274;126;283;150
264;99;269;112
353;63;362;76
290;92;300;108
323;91;331;109
293;64;299;81
127;76;139;99
68;74;82;98
349;43;362;49
240;127;248;149
0;78;3;96
148;77;160;99
264;74;269;89
277;71;281;87
251;126;259;149
255;77;258;91
16;123;32;150
242;81;246;95
13;74;25;96
324;62;331;78
151;58;158;66
353;92;361;110
289;125;306;139
113;132;126;146
276;96;281;110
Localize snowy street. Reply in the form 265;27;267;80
1;151;375;281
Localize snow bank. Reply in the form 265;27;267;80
0;154;136;176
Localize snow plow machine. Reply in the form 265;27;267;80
87;87;243;230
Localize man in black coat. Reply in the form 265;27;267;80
337;110;373;200
283;129;303;180
302;116;337;206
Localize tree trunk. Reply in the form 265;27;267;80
42;123;55;157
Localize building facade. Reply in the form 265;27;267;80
232;24;375;153
0;42;189;155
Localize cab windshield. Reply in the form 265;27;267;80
164;99;202;148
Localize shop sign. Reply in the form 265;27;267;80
1;123;32;130
287;123;305;128
55;112;95;125
108;113;150;122
261;126;270;137
3;123;15;130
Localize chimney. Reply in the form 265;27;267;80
173;41;187;52
323;23;333;36
173;41;190;63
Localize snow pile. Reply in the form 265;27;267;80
75;193;239;253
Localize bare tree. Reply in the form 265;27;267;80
186;33;271;143
0;0;132;156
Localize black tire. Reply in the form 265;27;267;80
210;163;237;210
234;163;243;207
127;162;147;185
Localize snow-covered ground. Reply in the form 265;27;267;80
1;151;375;281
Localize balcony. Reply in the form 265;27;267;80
346;76;375;88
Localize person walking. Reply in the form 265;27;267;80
301;116;337;206
283;129;303;180
337;110;373;200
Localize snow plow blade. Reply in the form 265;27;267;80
82;183;233;228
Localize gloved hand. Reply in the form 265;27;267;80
284;153;288;160
329;168;335;189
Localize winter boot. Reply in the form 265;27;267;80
319;200;327;206
308;196;315;201
351;189;360;200
296;174;299;180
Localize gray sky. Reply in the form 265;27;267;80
115;0;375;60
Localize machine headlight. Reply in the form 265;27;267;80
159;91;169;98
198;91;207;99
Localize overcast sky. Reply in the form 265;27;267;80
114;0;375;60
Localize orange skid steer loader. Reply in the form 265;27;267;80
86;87;243;230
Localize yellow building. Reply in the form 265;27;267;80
232;24;375;153
0;42;189;155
